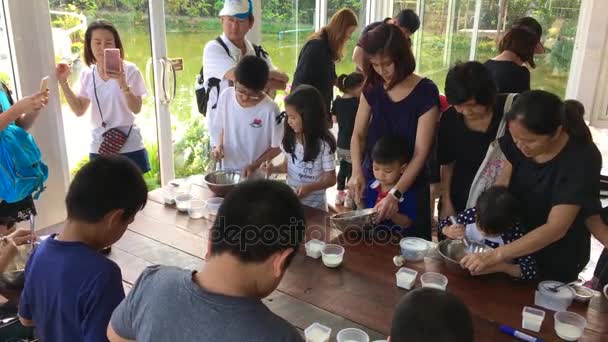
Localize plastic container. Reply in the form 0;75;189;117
399;237;430;261
396;267;418;290
534;281;575;312
321;244;345;268
420;272;448;291
304;322;331;342
305;239;326;259
554;311;586;341
336;328;369;342
161;185;179;204
188;200;206;219
175;193;192;212
521;306;545;333
205;197;224;219
571;285;595;303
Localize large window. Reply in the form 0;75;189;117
329;0;368;76
393;0;582;97
0;3;15;91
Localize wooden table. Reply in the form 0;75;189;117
33;178;608;342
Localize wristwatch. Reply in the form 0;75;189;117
121;85;131;94
389;187;404;202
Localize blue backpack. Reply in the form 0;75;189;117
0;84;48;203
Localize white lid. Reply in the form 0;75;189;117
539;281;575;299
400;237;429;251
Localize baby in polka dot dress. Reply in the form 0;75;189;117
439;186;538;280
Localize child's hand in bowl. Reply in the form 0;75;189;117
442;224;465;239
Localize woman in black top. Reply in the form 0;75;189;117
332;72;364;207
438;62;509;217
292;8;358;116
461;90;602;281
484;25;541;93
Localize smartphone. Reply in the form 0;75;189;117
104;48;121;74
39;76;49;92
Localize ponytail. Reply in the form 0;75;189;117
506;91;593;145
564;99;592;144
336;71;364;93
337;74;348;92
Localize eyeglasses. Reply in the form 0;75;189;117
235;84;263;101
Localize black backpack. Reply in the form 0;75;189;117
196;37;269;116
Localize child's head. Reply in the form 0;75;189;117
337;71;364;97
283;85;337;162
66;155;147;248
209;179;305;298
371;136;411;187
390;288;474;342
234;55;269;107
475;186;519;236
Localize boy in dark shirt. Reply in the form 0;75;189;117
19;156;148;342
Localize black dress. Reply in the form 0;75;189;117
292;32;336;117
484;60;530;93
499;134;602;281
437;94;509;213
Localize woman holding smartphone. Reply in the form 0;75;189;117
56;20;149;173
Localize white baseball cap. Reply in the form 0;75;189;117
219;0;253;19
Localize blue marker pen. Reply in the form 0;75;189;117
500;325;544;342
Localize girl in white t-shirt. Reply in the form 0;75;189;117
56;20;149;173
265;85;336;211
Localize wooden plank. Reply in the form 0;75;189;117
264;291;386;341
114;230;202;270
140;199;214;238
127;213;207;259
106;247;152;285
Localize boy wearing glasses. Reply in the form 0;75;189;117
212;56;283;177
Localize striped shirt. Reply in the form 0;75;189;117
284;141;335;211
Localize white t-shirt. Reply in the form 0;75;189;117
216;87;283;171
78;62;147;153
285;141;335;211
202;34;274;146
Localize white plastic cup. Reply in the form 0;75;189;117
396;267;418;290
205;197;223;219
521;306;545;333
321;244;345;268
188;200;206;219
175;193;192;212
305;239;326;259
336;328;369;342
554;311;586;341
420;272;448;291
304;322;331;342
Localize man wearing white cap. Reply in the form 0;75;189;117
199;0;289;147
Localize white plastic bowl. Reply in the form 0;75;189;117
399;237;430;261
188;200;206;219
321;244;345;268
336;328;369;342
554;311;586;341
420;272;448;291
175;193;192;212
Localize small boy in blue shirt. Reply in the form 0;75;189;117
364;136;417;235
18;155;148;342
